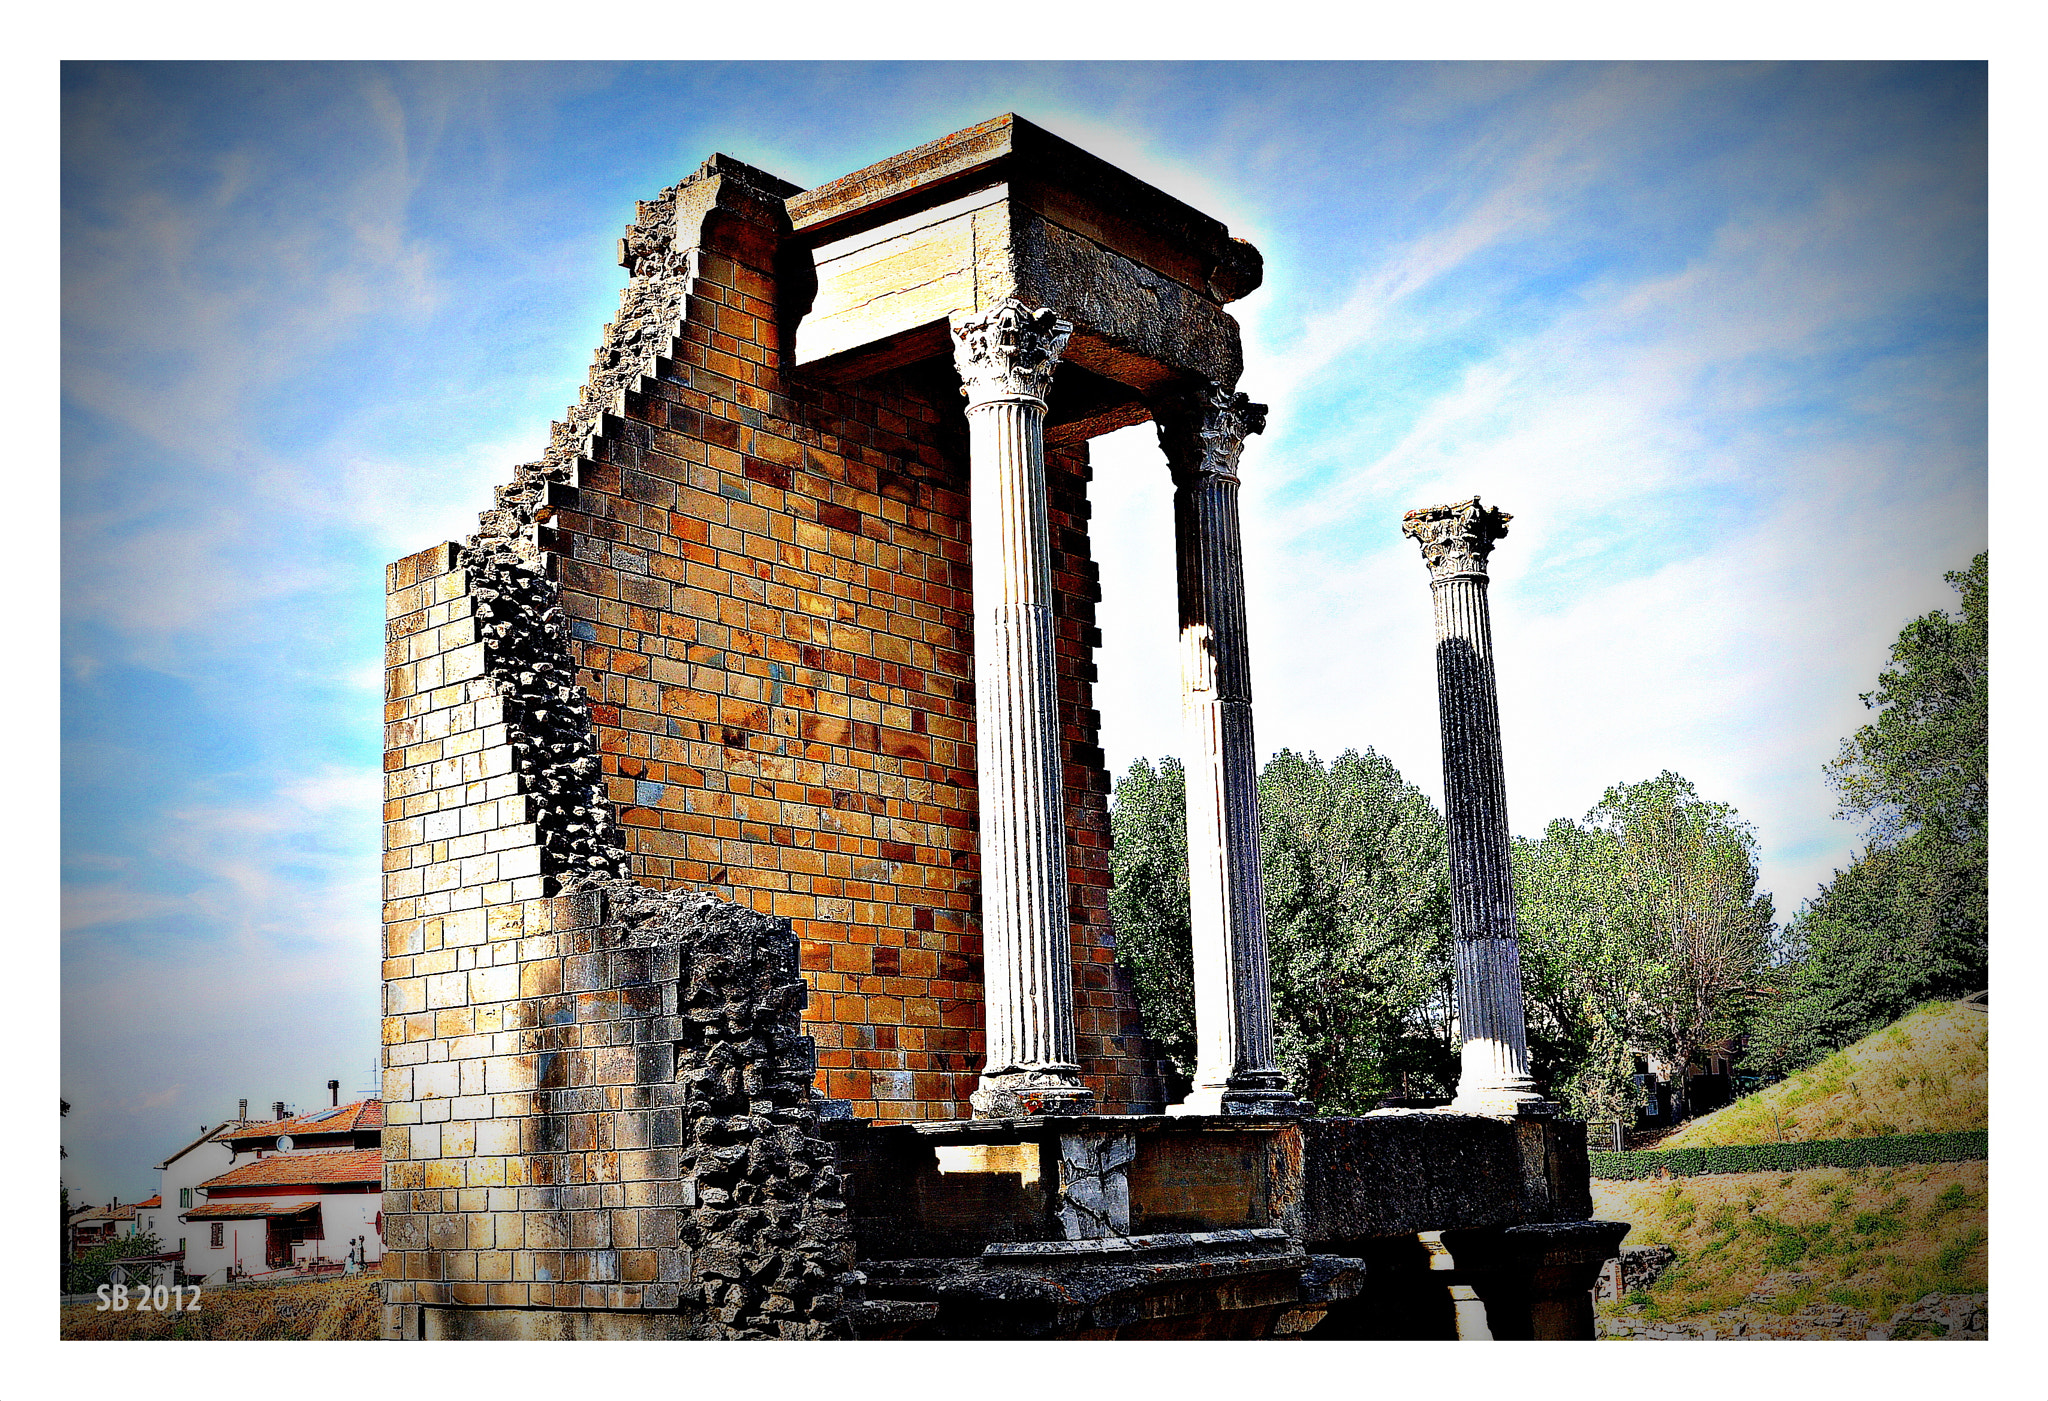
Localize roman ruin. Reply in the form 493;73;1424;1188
377;115;1624;1340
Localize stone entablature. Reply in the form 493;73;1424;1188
786;113;1261;424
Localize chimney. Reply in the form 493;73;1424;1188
272;1101;286;1123
328;1079;340;1107
238;1098;248;1121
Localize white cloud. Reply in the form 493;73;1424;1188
1094;77;1983;934
61;885;191;935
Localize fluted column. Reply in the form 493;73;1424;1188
953;300;1094;1118
1157;385;1300;1116
1401;497;1548;1117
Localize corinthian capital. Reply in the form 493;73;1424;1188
951;300;1072;409
1402;496;1512;580
1156;383;1268;485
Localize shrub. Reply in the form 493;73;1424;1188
63;1233;162;1295
1590;1129;1985;1180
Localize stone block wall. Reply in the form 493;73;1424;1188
380;880;856;1340
381;542;545;939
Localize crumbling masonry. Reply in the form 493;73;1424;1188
380;116;1625;1340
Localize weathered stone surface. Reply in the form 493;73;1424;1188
1884;1290;1988;1340
1010;213;1245;393
954;300;1094;1119
1156;384;1297;1117
825;1110;1595;1271
1055;1132;1137;1238
1127;1127;1273;1234
384;883;858;1341
1402;497;1546;1115
1296;1112;1585;1244
842;1239;1354;1340
983;1226;1296;1265
461;548;632;887
1594;1243;1676;1301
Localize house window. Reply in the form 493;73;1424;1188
178;1237;187;1257
179;1188;192;1208
210;1224;224;1250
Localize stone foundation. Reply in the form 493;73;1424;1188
380;884;855;1340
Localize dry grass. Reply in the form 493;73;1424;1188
1664;1001;1986;1149
60;1273;382;1341
1592;1161;1987;1323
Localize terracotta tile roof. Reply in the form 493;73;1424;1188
197;1148;384;1192
222;1100;382;1143
137;1195;162;1209
73;1203;137;1224
157;1121;251;1170
184;1200;322;1220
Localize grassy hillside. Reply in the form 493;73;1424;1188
1592;1161;1987;1324
1664;1000;1986;1150
60;1273;381;1341
1593;1001;1990;1333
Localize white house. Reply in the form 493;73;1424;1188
143;1120;249;1265
178;1099;384;1282
182;1149;384;1281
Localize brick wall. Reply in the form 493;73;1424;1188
535;224;1164;1119
381;158;1169;1133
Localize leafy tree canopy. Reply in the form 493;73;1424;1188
1516;772;1774;1119
1826;552;1987;848
1753;553;1988;1075
65;1231;163;1296
1109;748;1455;1114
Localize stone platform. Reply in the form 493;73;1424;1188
819;1111;1625;1339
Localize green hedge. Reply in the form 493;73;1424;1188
1589;1130;1987;1180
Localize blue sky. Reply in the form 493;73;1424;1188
60;61;1987;1207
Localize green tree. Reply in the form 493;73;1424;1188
1108;749;1455;1113
1517;773;1775;1120
1514;818;1649;1120
1258;749;1456;1110
1106;757;1196;1073
1753;554;1988;1073
1825;552;1987;848
1751;838;1986;1073
65;1231;163;1296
